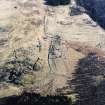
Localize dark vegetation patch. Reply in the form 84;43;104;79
0;92;72;105
0;58;32;85
44;0;70;6
68;53;105;105
70;6;83;16
0;27;8;33
0;48;43;85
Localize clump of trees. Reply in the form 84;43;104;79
45;0;70;6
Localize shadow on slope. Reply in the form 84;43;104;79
0;92;72;105
76;0;105;29
69;53;105;105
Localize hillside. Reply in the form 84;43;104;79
0;0;105;105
